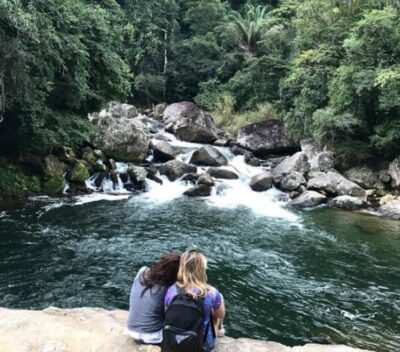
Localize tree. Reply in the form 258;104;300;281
221;4;269;58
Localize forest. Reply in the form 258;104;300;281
0;0;399;159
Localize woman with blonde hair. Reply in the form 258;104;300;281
163;249;225;352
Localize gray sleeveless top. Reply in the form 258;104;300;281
127;266;168;333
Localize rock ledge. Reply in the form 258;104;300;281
0;307;372;352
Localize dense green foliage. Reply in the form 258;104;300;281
0;0;399;158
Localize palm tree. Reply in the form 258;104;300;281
223;4;268;58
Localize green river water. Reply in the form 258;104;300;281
0;193;399;351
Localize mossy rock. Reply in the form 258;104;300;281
43;155;68;178
0;168;41;199
67;162;90;183
43;176;66;195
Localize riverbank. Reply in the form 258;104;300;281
0;307;372;352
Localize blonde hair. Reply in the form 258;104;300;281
177;249;210;298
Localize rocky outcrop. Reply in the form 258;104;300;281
378;200;400;220
273;152;310;184
330;196;364;210
250;172;273;192
89;103;150;162
309;152;335;173
153;142;178;162
344;166;384;190
190;146;228;167
0;307;370;352
163;102;219;143
237;120;299;158
290;191;327;208
280;172;306;192
307;171;366;198
159;160;197;181
207;168;239;180
67;162;90;183
388;156;400;189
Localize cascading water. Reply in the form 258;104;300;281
75;116;297;221
1;114;399;352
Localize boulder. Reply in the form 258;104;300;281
250;172;273;192
273;152;310;184
388;156;400;189
184;184;212;197
67;162;90;183
300;139;322;159
309;152;335;172
190;146;228;167
207;168;239;180
80;146;97;165
307;171;366;198
344;166;384;190
280;172;306;192
42;155;68;178
378;200;400;220
290;191;327;208
379;194;398;206
89;104;150;163
198;173;215;186
43;176;66;195
330;196;364;210
163;102;218;143
159;160;197;181
128;166;148;184
54;146;76;164
153;142;178;162
244;153;261;167
109;102;138;119
153;103;167;119
237;120;299;158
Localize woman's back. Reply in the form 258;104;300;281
127;267;167;333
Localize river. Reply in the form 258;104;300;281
0;126;400;352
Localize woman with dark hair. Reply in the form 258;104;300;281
126;252;181;344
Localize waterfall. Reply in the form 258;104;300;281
77;115;297;220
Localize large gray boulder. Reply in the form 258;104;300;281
330;196;364;210
280;172;306;192
378;200;400;220
89;103;149;162
309;152;335;172
189;146;228;167
307;171;366;198
250;172;273;192
273;152;310;184
153;142;178;162
344;166;384;190
388;156;400;189
159;160;197;181
290;191;327;208
237;120;299;158
207;168;239;180
163;102;218;143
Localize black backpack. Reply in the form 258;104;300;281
162;288;214;352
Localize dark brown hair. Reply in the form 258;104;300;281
141;252;181;288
